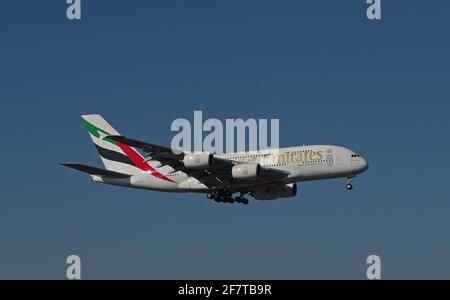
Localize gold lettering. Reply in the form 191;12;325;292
317;151;323;160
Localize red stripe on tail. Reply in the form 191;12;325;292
115;142;175;183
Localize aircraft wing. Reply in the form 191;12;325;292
106;135;290;188
107;135;231;165
187;167;290;189
107;135;177;154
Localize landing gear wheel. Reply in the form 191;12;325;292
346;176;354;191
234;195;249;205
209;190;250;204
234;193;248;205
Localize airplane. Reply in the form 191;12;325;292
61;114;369;205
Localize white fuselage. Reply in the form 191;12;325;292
92;145;369;193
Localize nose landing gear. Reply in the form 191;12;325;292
346;176;354;190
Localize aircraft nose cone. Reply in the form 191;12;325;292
361;158;369;172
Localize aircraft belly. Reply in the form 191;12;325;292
130;173;178;190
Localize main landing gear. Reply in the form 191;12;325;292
346;176;354;190
234;195;249;205
207;191;249;205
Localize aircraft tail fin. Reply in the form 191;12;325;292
81;114;143;174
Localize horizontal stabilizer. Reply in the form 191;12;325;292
60;163;131;178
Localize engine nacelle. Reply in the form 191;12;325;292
183;153;213;169
252;183;297;200
232;163;261;180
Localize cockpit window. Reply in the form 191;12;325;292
351;154;361;157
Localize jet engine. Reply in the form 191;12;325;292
252;183;297;200
232;163;261;180
183;153;213;169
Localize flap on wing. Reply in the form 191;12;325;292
60;163;131;178
107;135;177;153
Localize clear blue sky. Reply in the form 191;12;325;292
0;1;449;279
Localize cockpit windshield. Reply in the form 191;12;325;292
351;154;361;158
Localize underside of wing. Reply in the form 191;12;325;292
188;168;232;189
105;135;290;188
259;166;291;181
